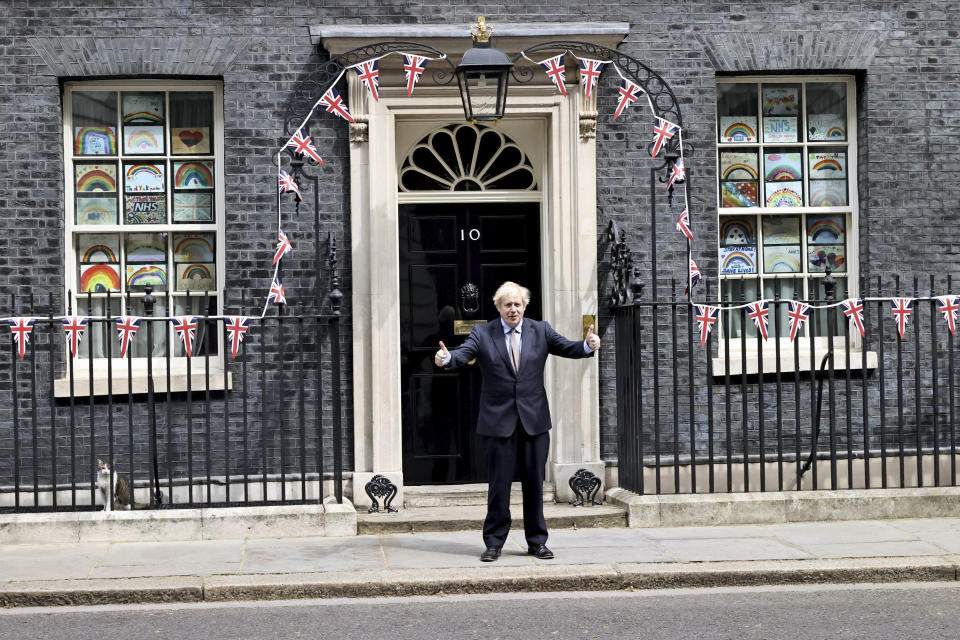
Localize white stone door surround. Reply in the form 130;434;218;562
312;23;628;506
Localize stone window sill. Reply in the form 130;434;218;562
713;350;878;377
54;367;231;398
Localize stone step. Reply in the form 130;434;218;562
403;482;555;508
357;502;626;535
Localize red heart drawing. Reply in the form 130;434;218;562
178;130;204;147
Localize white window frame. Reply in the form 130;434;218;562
60;80;227;395
714;74;875;373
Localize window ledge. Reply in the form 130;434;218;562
54;368;231;398
712;350;877;377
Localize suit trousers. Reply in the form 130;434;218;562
481;424;549;549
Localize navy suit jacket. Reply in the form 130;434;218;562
445;318;593;437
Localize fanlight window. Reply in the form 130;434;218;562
399;123;538;192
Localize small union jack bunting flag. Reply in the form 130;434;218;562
115;316;141;358
273;228;293;266
224;316;252;359
62;316;88;358
840;298;866;337
684;258;701;295
171;316;198;358
540;54;567;97
667;157;685;191
890;298;914;339
268;278;287;306
937;295;959;336
402;54;427;96
8;317;35;360
787;301;811;342
319;87;355;123
695;305;720;347
614;79;643;119
676;207;694;243
651;117;680;159
354;59;380;102
279;169;302;202
285;128;324;165
747;300;770;341
577;58;605;102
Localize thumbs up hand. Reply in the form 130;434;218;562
434;341;450;367
586;324;601;351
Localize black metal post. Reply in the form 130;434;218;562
143;285;162;505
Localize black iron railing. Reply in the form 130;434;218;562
0;291;345;513
612;274;959;495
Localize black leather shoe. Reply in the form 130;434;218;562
527;544;554;559
480;547;502;562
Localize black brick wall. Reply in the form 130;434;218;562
0;2;956;491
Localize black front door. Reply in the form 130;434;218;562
399;202;542;484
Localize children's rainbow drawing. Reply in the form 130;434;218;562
174;162;213;189
174;236;214;262
807;216;845;244
122;94;164;124
126;264;167;288
766;186;803;207
123;126;164;154
176;263;215;291
763;246;802;273
125;164;164;191
809;153;846;178
720;218;755;245
722;122;756;142
763;153;802;181
76;198;116;224
126;235;166;263
81;244;118;263
721;182;758;208
809;246;846;272
810;181;847;207
80;264;121;292
74;127;117;155
76;166;117;192
721;163;759;181
720;247;757;274
811;158;843;174
827;127;845;137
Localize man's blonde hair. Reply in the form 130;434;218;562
493;281;531;308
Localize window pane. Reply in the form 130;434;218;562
762;278;804;339
124;162;167;224
73;91;117;155
77;234;121;293
172;161;214;223
808;277;847;337
719;216;757;275
717;83;758;143
720;151;759;207
762;215;802;273
127;297;168;358
75;162;119;225
76;298;121;359
126;233;168;292
807;214;846;273
173;296;218;357
762;84;801;143
808;148;847;207
763;149;803;207
721;279;760;338
122;92;165;155
173;233;216;292
807;82;847;141
170;92;214;155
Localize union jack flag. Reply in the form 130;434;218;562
285;128;324;165
577;58;605;102
402;54;427;96
667;157;685;191
840;298;866;337
319;87;355;123
890;298;914;339
651;117;680;159
695;304;720;347
747;300;770;341
273;228;293;265
684;258;701;295
937;295;959;336
279;169;302;202
354;59;380;102
614;79;643;119
540;54;567;97
171;316;198;358
224;316;252;359
676;207;694;243
62;316;88;358
268;278;286;306
8;317;35;360
114;316;141;358
787;301;811;342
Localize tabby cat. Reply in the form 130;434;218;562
96;459;148;511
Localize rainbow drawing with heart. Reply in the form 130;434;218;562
81;264;121;292
74;127;117;155
76;166;117;192
124;127;164;154
174;162;213;189
720;247;757;274
172;128;210;154
723;122;756;142
720;218;755;245
174;236;214;262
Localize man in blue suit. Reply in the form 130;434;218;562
435;281;600;562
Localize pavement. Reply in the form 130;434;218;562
3;517;960;607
